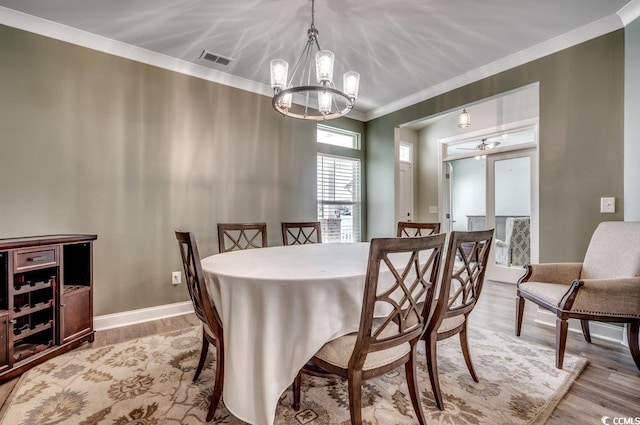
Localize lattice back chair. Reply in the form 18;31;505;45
217;222;268;253
294;234;447;425
281;221;322;245
423;229;494;411
397;221;441;237
175;231;224;422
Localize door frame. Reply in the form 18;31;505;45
437;118;539;283
485;149;539;282
394;129;415;224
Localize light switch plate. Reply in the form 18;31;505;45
428;206;438;214
600;197;615;213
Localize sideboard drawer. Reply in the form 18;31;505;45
14;248;58;272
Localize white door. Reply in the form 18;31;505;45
398;161;413;222
396;142;414;222
486;149;538;282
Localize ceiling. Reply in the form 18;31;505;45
0;0;637;121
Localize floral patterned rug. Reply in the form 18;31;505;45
0;326;586;425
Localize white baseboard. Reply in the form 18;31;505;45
534;309;626;345
94;301;194;331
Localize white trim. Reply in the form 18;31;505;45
365;14;623;121
94;301;194;331
618;0;640;26
0;5;629;123
534;309;627;345
622;323;630;347
0;8;274;98
0;6;367;123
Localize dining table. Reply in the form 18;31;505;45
200;242;381;425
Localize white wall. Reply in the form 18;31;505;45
450;157;486;231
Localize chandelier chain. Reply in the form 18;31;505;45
269;0;360;120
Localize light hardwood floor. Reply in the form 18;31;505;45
0;280;638;423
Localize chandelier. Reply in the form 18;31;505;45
269;0;360;120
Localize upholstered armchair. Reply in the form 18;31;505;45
495;217;530;267
516;221;640;370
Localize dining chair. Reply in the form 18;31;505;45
293;233;447;425
217;222;268;253
423;229;494;410
175;231;224;422
281;221;322;245
516;221;640;370
397;221;441;237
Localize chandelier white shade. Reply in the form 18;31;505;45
269;0;360;120
458;108;471;128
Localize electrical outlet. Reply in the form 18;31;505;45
172;271;182;285
600;197;615;213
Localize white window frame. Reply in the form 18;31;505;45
316;125;363;242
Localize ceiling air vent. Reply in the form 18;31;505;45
200;50;232;66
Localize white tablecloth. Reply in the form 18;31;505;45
201;242;372;425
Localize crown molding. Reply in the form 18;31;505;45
0;6;630;124
0;7;274;98
365;14;624;121
0;6;368;122
618;0;640;26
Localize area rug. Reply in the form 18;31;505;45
0;326;586;425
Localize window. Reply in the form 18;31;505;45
316;125;362;243
399;142;412;163
317;125;360;149
317;154;361;242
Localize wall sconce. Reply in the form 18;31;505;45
458;108;471;128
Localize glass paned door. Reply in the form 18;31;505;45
445;150;536;283
486;152;535;282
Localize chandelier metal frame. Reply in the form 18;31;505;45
270;0;359;120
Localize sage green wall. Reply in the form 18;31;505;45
625;17;640;221
367;30;624;262
0;24;362;316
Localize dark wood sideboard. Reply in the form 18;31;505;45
0;234;97;382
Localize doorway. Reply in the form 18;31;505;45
441;121;538;283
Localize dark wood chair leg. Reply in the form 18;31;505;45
194;328;210;382
556;317;569;369
293;372;302;411
516;296;525;336
628;320;640;371
425;334;445;410
580;319;592;343
405;347;427;425
206;340;225;422
459;322;479;382
347;371;363;425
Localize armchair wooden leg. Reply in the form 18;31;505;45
405;347;427;425
347;370;363;425
516;296;525;337
460;322;479;382
425;333;445;410
628;320;640;371
293;372;302;411
580;320;592;343
194;327;210;382
556;318;568;369
206;340;225;422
